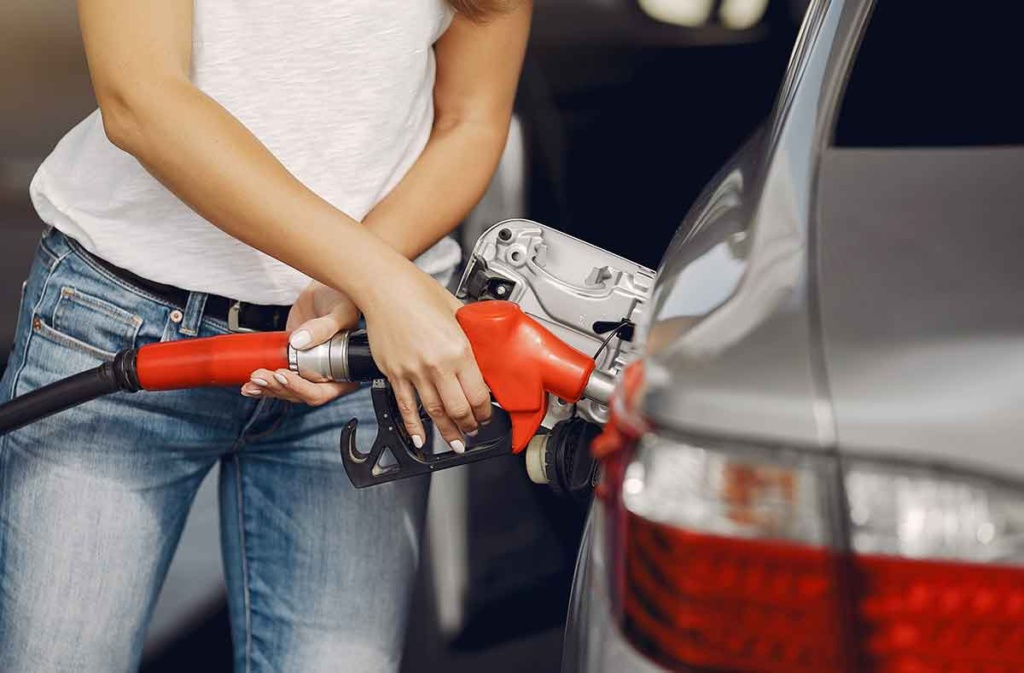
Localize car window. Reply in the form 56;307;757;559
834;0;1023;147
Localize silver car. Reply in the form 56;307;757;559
564;0;1024;671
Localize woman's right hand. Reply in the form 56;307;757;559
361;265;492;453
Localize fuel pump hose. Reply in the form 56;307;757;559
0;330;382;436
0;350;140;435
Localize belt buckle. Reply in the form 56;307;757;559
228;301;256;333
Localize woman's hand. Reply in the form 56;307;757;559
362;266;492;453
243;281;360;405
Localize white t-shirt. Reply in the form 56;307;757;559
30;0;460;305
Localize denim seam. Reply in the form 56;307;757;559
232;453;253;673
0;243;73;562
9;246;74;399
9;280;28;374
55;286;145;328
37;239;59;270
0;416;9;584
32;319;119;362
227;397;281;672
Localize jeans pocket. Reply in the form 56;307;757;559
35;286;144;362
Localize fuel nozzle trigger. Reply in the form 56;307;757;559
339;379;514;488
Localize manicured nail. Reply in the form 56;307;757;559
451;440;465;454
290;330;312;349
481;417;492;426
274;373;289;385
250;377;268;387
242;386;262;397
466;429;478;438
412;435;424;449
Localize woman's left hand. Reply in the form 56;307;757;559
243;281;361;405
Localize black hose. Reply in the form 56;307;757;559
0;350;139;435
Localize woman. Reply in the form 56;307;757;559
0;0;530;670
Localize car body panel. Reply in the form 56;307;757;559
639;0;844;448
563;508;669;673
817;146;1024;481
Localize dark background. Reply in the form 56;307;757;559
0;1;805;670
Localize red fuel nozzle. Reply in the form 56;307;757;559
456;301;596;453
133;302;597;455
136;331;291;391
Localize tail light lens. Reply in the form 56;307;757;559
605;434;1024;673
845;464;1024;563
847;464;1024;673
611;436;849;672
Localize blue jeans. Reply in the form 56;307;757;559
0;229;429;672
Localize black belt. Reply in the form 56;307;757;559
88;253;291;332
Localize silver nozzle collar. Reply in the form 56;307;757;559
583;369;616;405
290;332;351;382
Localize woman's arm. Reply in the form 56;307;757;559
77;0;492;446
242;5;534;427
79;0;398;304
363;5;532;258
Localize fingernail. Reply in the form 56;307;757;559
412;435;424;449
250;377;268;387
242;387;261;397
451;440;465;454
274;373;289;385
290;330;312;349
466;429;478;438
481;417;492;426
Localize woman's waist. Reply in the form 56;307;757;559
40;218;461;309
40;227;299;331
41;218;311;308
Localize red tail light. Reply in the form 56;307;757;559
624;518;844;672
601;433;1024;672
855;555;1024;673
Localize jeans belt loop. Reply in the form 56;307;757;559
181;292;208;337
